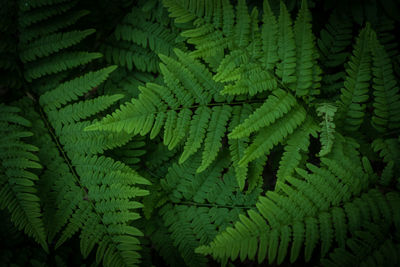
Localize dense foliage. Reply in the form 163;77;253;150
1;0;400;266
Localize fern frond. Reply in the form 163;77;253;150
372;138;400;187
18;0;100;94
143;217;187;267
19;10;89;43
102;2;185;74
0;104;48;252
276;1;296;85
101;40;160;73
162;0;214;24
229;105;253;190
229;89;297;139
163;0;234;67
221;65;277;96
197;105;232;173
292;0;315;97
55;155;149;267
19;29;95;62
158;152;260;266
238;105;307;166
318;12;353;68
321;221;400;267
336;25;372;132
316;103;337;157
235;0;251;49
16;57;150;266
318;11;353;96
261;0;278;70
55;94;124;124
24;52;102;82
159;51;213;104
197;144;393;264
216;49;277;96
372;138;400;164
173;48;222;98
18;1;76;28
275;116;318;189
179;106;212;164
105;137;146;167
86;50;230;172
373;16;398;58
369;29;400;132
115;9;183;58
101;67;155;101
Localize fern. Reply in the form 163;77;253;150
197;138;397;264
292;0;319;97
19;29;95;62
163;0;234;68
275;116;318;189
317;103;338;157
318;11;353;69
156;151;260;266
336;24;372;132
2;0;400;266
0;104;47;252
87;0;335;185
85;48;230;173
321;221;400;267
142;217;187;267
15;72;150;266
369;29;400;132
100;1;184;73
16;0;101;95
276;1;296;85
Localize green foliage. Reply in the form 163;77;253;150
1;0;400;266
321;221;400;267
316;103;337;157
0;104;47;252
336;24;372;132
197;137;399;264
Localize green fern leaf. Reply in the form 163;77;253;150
19;29;95;62
55;94;124;124
316;103;337;157
20;10;90;43
179;106;211;164
197;105;232;173
276;1;296;85
18;1;76;28
40;66;117;111
276;117;318;188
168;108;193;150
235;0;251;48
321;221;400;267
369;30;400;132
292;0;316;97
228;105;253;190
24;52;102;81
290;220;304;263
261;0;278;70
0;104;48;252
160;153;260;266
229;89;297;139
318;12;353;68
276;225;291;264
337;25;372;132
239;105;307;166
197;139;392;264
